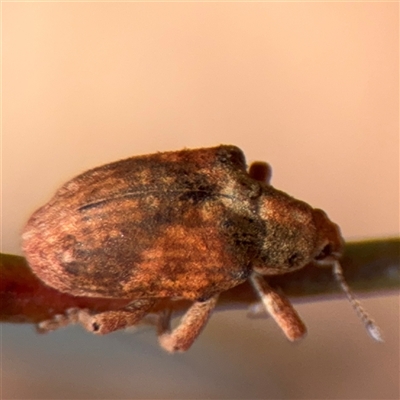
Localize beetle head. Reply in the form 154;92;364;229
253;190;344;275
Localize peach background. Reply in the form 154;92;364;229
2;2;399;399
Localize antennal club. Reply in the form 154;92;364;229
333;261;383;342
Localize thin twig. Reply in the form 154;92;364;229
0;238;399;326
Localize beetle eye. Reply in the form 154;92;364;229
315;243;333;261
287;252;302;267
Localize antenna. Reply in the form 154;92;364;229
333;261;383;342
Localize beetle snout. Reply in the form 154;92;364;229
312;208;344;266
314;241;342;265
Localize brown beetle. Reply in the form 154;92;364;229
22;145;381;352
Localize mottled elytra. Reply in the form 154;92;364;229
22;145;381;352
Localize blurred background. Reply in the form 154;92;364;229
2;2;399;399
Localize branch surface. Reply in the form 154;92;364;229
1;238;399;326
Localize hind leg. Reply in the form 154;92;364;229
37;299;155;334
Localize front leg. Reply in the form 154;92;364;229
157;295;219;353
250;273;307;341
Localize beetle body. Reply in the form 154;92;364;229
22;145;341;300
22;145;345;352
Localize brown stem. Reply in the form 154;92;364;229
1;238;399;326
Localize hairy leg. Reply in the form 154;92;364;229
250;273;306;341
37;299;155;334
157;295;219;353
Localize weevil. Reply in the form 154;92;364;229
22;145;382;352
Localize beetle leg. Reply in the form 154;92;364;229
246;301;268;318
157;295;219;353
36;308;81;333
250;273;307;341
77;310;146;334
76;299;155;334
248;161;272;184
38;300;155;335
